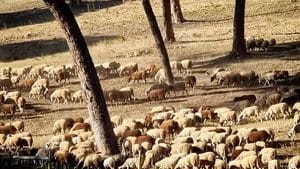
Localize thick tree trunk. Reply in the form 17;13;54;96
142;0;174;84
171;0;185;24
162;0;175;43
43;0;119;155
231;0;247;58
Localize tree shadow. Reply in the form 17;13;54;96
0;35;121;62
0;0;123;29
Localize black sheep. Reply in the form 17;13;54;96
280;91;299;106
233;94;256;104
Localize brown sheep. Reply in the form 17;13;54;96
128;70;148;83
0;125;17;135
247;130;270;143
159;119;180;140
184;76;197;89
135;135;155;145
148;88;168;103
167;82;188;97
55;71;70;84
233;95;256;104
74;117;84;123
70;123;91;132
17;79;36;91
122;129;142;139
199;109;217;122
0;104;17;119
64;118;75;131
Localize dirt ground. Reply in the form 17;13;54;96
0;0;300;157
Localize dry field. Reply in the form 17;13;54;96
0;0;300;157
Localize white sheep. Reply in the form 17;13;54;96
288;155;300;169
174;117;193;129
237;106;261;123
31;78;49;94
265;102;291;120
103;154;123;169
82;153;102;169
29;86;46;100
225;134;240;150
53;119;67;135
146;129;166;140
72;90;85;103
244;143;257;152
177;127;197;137
268;159;279;169
229;155;258;169
171;136;194;144
174;153;199;169
114;125;130;138
214;158;226;169
215;143;228;161
154;153;186;169
50;88;71;104
180;59;192;75
219;110;236;126
170;61;183;74
118;157;139;169
154;69;166;84
170;143;192;155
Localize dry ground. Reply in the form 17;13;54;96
0;0;300;157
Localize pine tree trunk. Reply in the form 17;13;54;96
142;0;174;84
232;0;247;58
162;0;175;43
43;0;119;155
171;0;185;24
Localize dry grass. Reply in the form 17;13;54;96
0;0;300;154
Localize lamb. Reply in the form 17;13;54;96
174;153;199;169
184;76;196;89
0;103;17;119
233;94;257;104
237;106;261;123
265;102;291;120
71;90;85;103
50;88;71;104
170;61;183;74
287;123;300;141
181;59;193;75
128;70;148;83
288;155;300;169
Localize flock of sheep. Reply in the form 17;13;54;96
0;57;300;169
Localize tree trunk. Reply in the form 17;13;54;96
162;0;175;43
142;0;174;84
231;0;247;58
171;0;185;24
43;0;119;155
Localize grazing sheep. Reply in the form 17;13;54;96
219;111;236;126
82;153;102;169
229;155;258;169
118;63;138;77
147;88;168;103
266;92;282;106
288;155;300;169
215;143;228;161
265;102;291;120
0;104;17;119
260;72;277;86
198;109;217;123
50;88;71;104
214;158;226;169
119;87;136;103
155;153;186;169
288;123;300;141
239;70;258;85
174;153;199;169
170;143;192;155
159;119;180;140
118;157;138;169
258;148;277;166
280;91;299;106
72;90;85;103
167;82;188;97
225;134;240;151
184;76;196;89
237;106;261;123
103;154;123;169
53;119;68;135
247;130;270;143
146;129;166;140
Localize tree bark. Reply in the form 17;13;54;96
171;0;185;24
231;0;247;58
162;0;175;43
142;0;174;84
43;0;119;155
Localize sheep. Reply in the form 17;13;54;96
102;61;121;74
29;86;47;100
5;91;21;102
103;154;123;169
167;82;188;97
287;123;300;141
181;59;193;75
146;129;166;140
219;110;236;126
147;88;168;103
142;149;159;169
229;155;258;169
260;72;277;86
7;121;24;132
0;103;17;119
71;90;85;103
280;91;299;106
233;100;252;113
55;71;70;84
170;61;183;74
53;119;68;135
159;119;180;140
235;128;257;145
170;143;192;155
288;155;300;169
118;157;139;169
145;83;169;96
177;127;197;137
82;153;102;169
154;153;186;169
218;71;242;86
174;153;199;169
122;129;142;139
215;143;228;161
154;69;167;84
128;70;148;83
31;78;49;95
174;117;193;129
243;143;257;152
184;76;196;89
118;63;138;77
266;92;282;106
0;77;12;90
119;87;136;103
135;135;155;145
265;102;291;120
237;106;261;123
268;159;280;169
234;94;257;104
258;148;277;166
247;130;270;143
50;88;71;104
17;96;26;113
254;95;267;110
171;136;194;144
239;70;258;85
214;159;226;169
114;125;130;138
70;123;91;132
225;134;240;151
